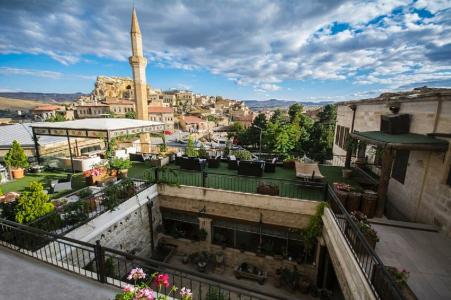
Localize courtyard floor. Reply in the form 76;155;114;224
165;250;316;300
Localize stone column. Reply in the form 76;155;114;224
198;217;212;244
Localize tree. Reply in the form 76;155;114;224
125;111;136;119
288;103;303;123
270;109;284;123
186;136;198;157
4;140;29;170
46;113;66;122
15;181;54;224
198;144;208;158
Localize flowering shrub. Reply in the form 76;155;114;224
115;268;193;300
350;211;379;242
83;167;102;177
334;182;352;192
386;266;409;287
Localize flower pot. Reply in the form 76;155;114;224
119;169;128;178
361;190;378;218
342;169;352;179
12;168;24;179
346;192;361;213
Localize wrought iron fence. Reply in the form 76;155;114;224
326;185;404;300
142;168;327;201
0;218;292;300
27;179;150;237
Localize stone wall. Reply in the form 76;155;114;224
66;185;160;257
157;185;320;229
334;96;451;235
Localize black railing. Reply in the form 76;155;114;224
28;179;150;237
0;218;292;300
326;185;404;300
143;168;326;201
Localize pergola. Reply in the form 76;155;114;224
348;130;449;217
30;118;165;173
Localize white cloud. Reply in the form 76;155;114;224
0;0;450;92
0;67;62;79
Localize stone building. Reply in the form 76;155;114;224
102;98;135;117
148;106;175;130
75;103;110;118
178;115;209;133
31;104;67;121
333;87;451;235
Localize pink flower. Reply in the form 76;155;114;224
127;267;146;281
134;287;154;300
180;287;193;299
156;273;170;288
122;284;135;293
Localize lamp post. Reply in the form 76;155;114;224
252;125;262;160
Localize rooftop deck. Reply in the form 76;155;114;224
127;160;362;202
373;223;451;300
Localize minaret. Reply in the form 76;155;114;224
129;8;148;120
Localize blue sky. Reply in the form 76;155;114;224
0;0;450;101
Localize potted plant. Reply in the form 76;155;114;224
4;140;29;179
256;182;279;196
349;211;379;251
109;157;132;178
198;228;208;241
232;149;252;160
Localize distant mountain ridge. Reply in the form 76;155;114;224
244;99;334;110
0;92;87;103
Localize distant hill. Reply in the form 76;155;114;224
0;92;87;103
244;99;334;110
0;97;46;111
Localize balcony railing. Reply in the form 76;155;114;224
141;167;327;201
28;179;150;236
326;185;403;299
0;218;294;300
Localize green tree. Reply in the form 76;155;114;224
125;111;136;119
4;140;29;169
186;136;198;157
15;181;54;224
270;109;284;123
288;103;303;123
198;144;208;158
46;113;66;122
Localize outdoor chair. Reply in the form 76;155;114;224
207;156;221;168
227;155;238;170
294;161;324;181
264;157;277;173
129;153;146;162
238;160;265;177
179;157;206;171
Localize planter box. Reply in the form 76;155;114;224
346;191;361;213
361;190;378;218
150;157;169;167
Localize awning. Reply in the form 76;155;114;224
350;131;449;151
30;118;165;140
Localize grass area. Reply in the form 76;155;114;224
318;165;362;189
0;170;86;194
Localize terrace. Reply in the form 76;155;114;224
127;160;363;202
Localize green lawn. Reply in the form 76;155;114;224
0;171;86;194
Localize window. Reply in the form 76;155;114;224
335;125;350;150
392;150;410;184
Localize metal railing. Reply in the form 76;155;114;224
0;218;293;300
143;167;327;201
326;185;403;299
28;179;150;237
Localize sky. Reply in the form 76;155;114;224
0;0;450;102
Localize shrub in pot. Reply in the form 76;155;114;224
232;149;252;160
4;140;29;179
109;157;132;178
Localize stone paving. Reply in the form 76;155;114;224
0;247;118;300
373;224;451;300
